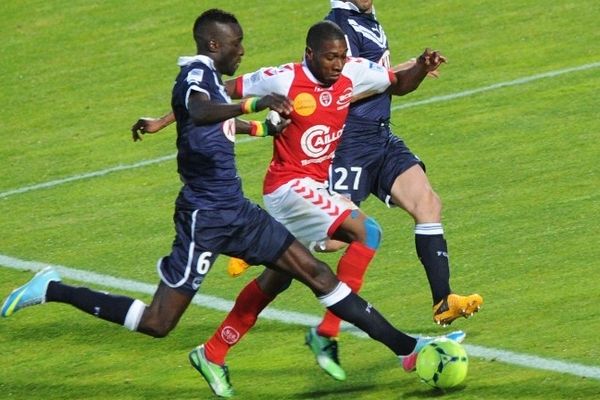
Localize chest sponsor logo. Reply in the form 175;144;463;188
293;92;317;116
301;124;343;159
222;118;236;143
336;87;353;109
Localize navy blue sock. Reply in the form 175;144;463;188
327;292;416;356
415;233;451;304
47;281;135;325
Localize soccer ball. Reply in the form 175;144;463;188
416;338;468;389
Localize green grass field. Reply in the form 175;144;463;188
1;0;599;399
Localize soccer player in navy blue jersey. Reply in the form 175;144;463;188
299;0;483;378
131;1;483;383
3;9;455;398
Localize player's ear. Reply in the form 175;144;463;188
208;39;219;51
305;46;313;61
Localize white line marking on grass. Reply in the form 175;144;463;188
392;61;600;111
1;62;598;201
1;253;599;381
0;137;256;200
0;154;175;200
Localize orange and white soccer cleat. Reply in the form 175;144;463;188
433;293;483;326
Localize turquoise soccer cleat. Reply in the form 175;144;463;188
305;327;347;381
1;267;61;317
189;344;234;398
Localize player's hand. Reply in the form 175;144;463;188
131;117;164;141
264;111;291;136
256;93;293;115
417;48;447;74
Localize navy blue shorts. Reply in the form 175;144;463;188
330;121;425;206
158;199;295;294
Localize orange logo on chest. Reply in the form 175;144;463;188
293;93;317;116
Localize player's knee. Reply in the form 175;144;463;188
412;190;442;222
363;217;382;250
309;260;339;294
149;320;177;338
140;315;177;338
257;270;292;297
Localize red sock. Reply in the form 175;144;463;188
204;279;274;364
317;242;376;338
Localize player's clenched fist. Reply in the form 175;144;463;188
417;48;447;73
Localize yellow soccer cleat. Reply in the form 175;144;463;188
433;293;483;326
227;257;250;277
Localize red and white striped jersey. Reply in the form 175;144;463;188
234;58;394;194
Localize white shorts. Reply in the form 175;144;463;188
263;177;358;249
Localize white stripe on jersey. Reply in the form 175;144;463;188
348;19;387;48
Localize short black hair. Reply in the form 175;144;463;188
193;9;239;46
306;20;345;52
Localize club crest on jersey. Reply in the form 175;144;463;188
222;118;236;142
293;92;317;116
301;124;343;158
319;91;333;107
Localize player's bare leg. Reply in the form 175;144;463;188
137;282;193;337
390;164;483;325
2;268;193;337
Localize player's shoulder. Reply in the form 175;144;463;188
176;56;215;85
259;62;297;77
344;56;386;72
244;62;296;82
325;8;353;27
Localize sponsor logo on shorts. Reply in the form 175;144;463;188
192;277;202;290
221;326;241;344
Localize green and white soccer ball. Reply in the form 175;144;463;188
416;338;469;389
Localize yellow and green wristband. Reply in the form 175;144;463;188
240;97;259;114
248;120;269;137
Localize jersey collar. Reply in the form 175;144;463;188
330;1;377;18
177;54;216;71
330;0;360;12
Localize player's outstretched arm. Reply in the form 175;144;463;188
392;59;440;78
188;91;292;125
131;112;176;141
389;48;447;96
131;77;240;142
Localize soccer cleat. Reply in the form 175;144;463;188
400;330;466;372
1;267;61;317
189;345;234;398
433;293;483;326
227;257;250;277
305;327;346;381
